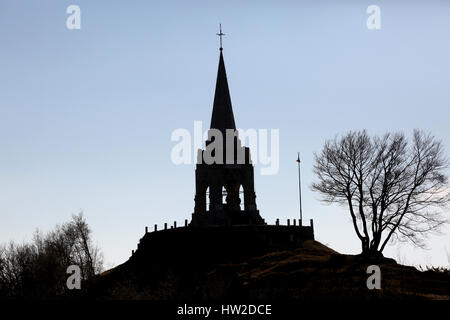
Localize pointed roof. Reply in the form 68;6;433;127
210;50;236;134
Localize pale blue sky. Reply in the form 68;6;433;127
1;0;449;268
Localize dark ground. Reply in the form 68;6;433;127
88;238;450;301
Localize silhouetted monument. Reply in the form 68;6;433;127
191;42;264;227
128;28;315;276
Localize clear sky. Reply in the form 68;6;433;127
1;0;449;268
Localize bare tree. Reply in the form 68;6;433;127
312;130;450;256
0;212;103;298
69;212;103;278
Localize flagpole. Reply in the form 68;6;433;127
297;152;303;226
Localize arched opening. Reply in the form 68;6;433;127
222;186;227;205
205;186;210;210
239;184;244;210
195;181;209;213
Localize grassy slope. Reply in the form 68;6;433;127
91;240;450;300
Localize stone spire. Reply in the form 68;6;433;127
209;44;236;134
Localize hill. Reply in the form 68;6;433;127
88;230;449;300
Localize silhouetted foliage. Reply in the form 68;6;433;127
312;130;450;255
0;212;102;299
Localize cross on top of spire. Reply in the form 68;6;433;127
216;24;225;51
